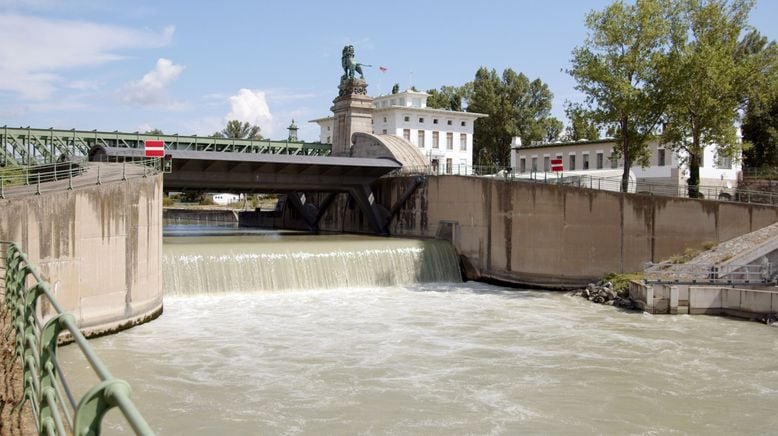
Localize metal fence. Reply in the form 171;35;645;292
643;261;776;285
393;165;778;206
1;241;154;435
1;158;163;199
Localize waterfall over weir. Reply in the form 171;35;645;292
163;234;462;295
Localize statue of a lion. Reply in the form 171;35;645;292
341;45;371;81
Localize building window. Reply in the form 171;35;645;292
432;131;439;148
658;149;666;166
583;154;590;170
519;157;526;173
433;119;438;124
418;130;425;148
419;117;424;123
446;132;453;150
383;117;387;122
610;154;618;168
596;152;604;169
446;158;452;174
403;129;410;141
569;154;576;170
382;129;387;134
460;133;467;151
404;116;410;122
461;121;466;127
326;136;331;143
531;157;538;171
543;156;550;172
447;120;452;126
718;154;732;169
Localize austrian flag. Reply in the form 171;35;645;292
379;66;388;72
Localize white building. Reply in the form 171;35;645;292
311;90;486;173
510;137;741;196
208;193;242;205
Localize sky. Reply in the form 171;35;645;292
1;0;776;142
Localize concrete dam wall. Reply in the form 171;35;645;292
0;174;163;336
298;176;778;288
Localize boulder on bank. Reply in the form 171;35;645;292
573;280;637;310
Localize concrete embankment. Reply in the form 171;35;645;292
0;170;164;336
266;176;778;288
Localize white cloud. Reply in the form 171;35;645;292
0;13;173;99
121;58;185;108
226;89;274;136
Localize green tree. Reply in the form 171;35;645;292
742;97;778;169
661;0;774;197
467;67;558;166
144;128;164;135
569;0;672;192
543;118;565;142
426;86;465;111
563;104;600;141
217;120;263;139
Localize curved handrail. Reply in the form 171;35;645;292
1;241;154;435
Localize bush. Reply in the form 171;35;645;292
199;197;215;206
162;197;175;207
602;272;643;298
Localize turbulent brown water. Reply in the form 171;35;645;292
59;234;778;435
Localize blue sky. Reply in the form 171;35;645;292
1;0;776;142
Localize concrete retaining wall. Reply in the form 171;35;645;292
0;175;163;336
310;176;778;288
632;281;778;319
163;208;238;224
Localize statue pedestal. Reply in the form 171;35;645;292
330;78;373;156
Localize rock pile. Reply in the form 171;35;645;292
759;312;778;326
573;281;637;309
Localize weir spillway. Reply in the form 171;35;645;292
163;234;462;295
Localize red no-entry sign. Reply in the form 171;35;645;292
144;140;165;157
551;158;563;172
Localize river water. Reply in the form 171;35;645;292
59;233;778;435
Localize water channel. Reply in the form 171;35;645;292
60;228;778;434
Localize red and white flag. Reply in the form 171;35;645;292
379;66;388;73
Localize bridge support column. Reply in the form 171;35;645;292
350;184;389;236
286;191;320;233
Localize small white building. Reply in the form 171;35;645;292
209;193;242;205
510;137;741;196
311;90;486;174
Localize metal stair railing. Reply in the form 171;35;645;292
1;241;154;435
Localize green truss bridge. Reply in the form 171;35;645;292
0;125;331;166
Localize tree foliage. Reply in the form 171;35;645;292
742;97;778;168
467;67;560;166
661;0;775;196
216;120;263;140
426;86;466;111
144;128;164;135
569;0;672;192
563;104;600;141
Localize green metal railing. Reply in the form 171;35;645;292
1;241;154;435
1;125;331;166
